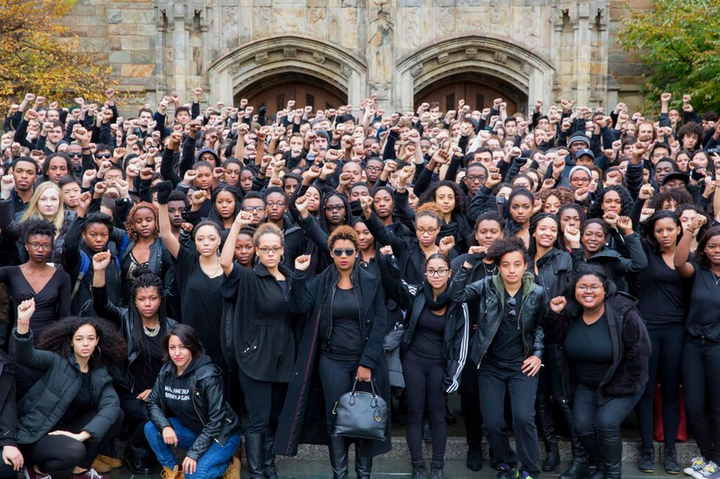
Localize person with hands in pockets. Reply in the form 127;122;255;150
448;236;545;479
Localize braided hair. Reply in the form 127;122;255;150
129;267;169;360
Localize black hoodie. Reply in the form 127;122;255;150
162;355;212;433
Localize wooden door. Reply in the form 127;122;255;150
415;82;518;114
237;80;347;116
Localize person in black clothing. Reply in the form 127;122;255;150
382;252;469;479
450;211;506;471
220;218;297;479
449;237;545;479
12;298;126;479
92;254;176;474
528;213;585;478
674;219;720;476
636;211;687;474
274;226;391;479
0;350;22;479
156;180;229;382
547;266;651;479
144;324;242;479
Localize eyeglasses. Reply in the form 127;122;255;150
242;206;266;212
257;246;282;254
266;201;286;208
577;284;603;293
67;152;82;158
426;268;449;277
366;166;382;173
506;296;517;318
466;175;487;182
326;205;346;212
333;248;356;257
96;153;111;159
417;227;439;235
570;177;590;184
28;242;52;250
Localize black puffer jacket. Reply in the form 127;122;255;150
147;358;242;461
11;329;121;444
0;351;17;448
448;269;545;367
546;293;651;405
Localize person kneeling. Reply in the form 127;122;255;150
144;324;242;479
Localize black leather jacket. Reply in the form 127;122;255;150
147;359;242;461
449;268;545;367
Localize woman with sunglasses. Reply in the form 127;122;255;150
275;226;391;479
449;237;545;479
381;251;469;479
547;265;650;479
219;214;297;479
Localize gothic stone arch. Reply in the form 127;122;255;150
397;36;556;115
207;36;367;109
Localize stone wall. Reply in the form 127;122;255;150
60;0;651;115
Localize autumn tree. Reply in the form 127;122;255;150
0;0;116;107
619;0;720;114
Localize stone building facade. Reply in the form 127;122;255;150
62;0;649;115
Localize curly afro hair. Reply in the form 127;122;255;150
418;180;468;215
536;187;575;212
486;236;530;265
588;186;634;218
22;218;57;244
37;316;127;369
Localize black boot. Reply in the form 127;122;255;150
599;429;624;479
412;461;428;479
466;442;483;471
637;447;654;473
245;433;266;479
560;457;590;479
537;394;560;472
558;400;588;479
328;435;349;479
355;439;373;479
577;433;604;479
263;433;278;479
123;445;157;474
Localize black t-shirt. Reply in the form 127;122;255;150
638;247;688;326
687;266;720;342
326;287;363;360
132;332;164;393
409;306;445;361
564;314;613;389
58;371;92;428
175;247;226;371
486;290;524;367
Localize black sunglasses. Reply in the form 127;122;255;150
506;296;517;318
333;248;356;257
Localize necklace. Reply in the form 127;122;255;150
482;261;497;276
143;323;160;337
713;271;720;286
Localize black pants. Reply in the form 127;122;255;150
682;336;720;464
636;323;684;450
403;351;447;468
21;409;124;473
460;356;484;450
0;457;17;479
478;362;539;475
121;394;151;449
237;368;287;435
318;354;370;434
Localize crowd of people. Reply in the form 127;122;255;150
0;86;717;479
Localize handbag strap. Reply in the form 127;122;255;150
351;377;378;397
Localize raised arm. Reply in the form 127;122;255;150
220;211;254;276
675;215;704;278
91;251;124;326
156;181;180;259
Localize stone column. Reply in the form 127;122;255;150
573;1;592;107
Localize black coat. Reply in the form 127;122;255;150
274;265;391;457
220;262;299;382
91;284;177;392
449;269;545;367
532;248;573;345
0;351;17;448
119;238;175;307
546;293;651;405
570;232;647;293
11;329;121;444
147;359;242;461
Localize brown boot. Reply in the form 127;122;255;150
223;457;241;479
161;466;184;479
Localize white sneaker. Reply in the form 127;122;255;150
686;457;708;478
697;462;720;479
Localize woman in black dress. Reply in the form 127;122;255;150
274;226;391;479
220;215;297;479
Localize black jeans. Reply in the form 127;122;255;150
574;383;641;437
478;361;540;475
318;354;369;434
682;336;720;464
121;394;150;449
0;456;17;479
636;323;684;450
237;368;287;435
403;351;447;468
460;355;483;450
21;409;124;473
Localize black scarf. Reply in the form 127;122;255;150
423;282;450;311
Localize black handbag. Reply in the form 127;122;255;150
332;378;388;440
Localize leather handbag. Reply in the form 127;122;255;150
332;378;388;440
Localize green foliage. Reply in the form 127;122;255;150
619;0;720;114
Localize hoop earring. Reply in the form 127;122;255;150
92;345;102;359
280;254;286;264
